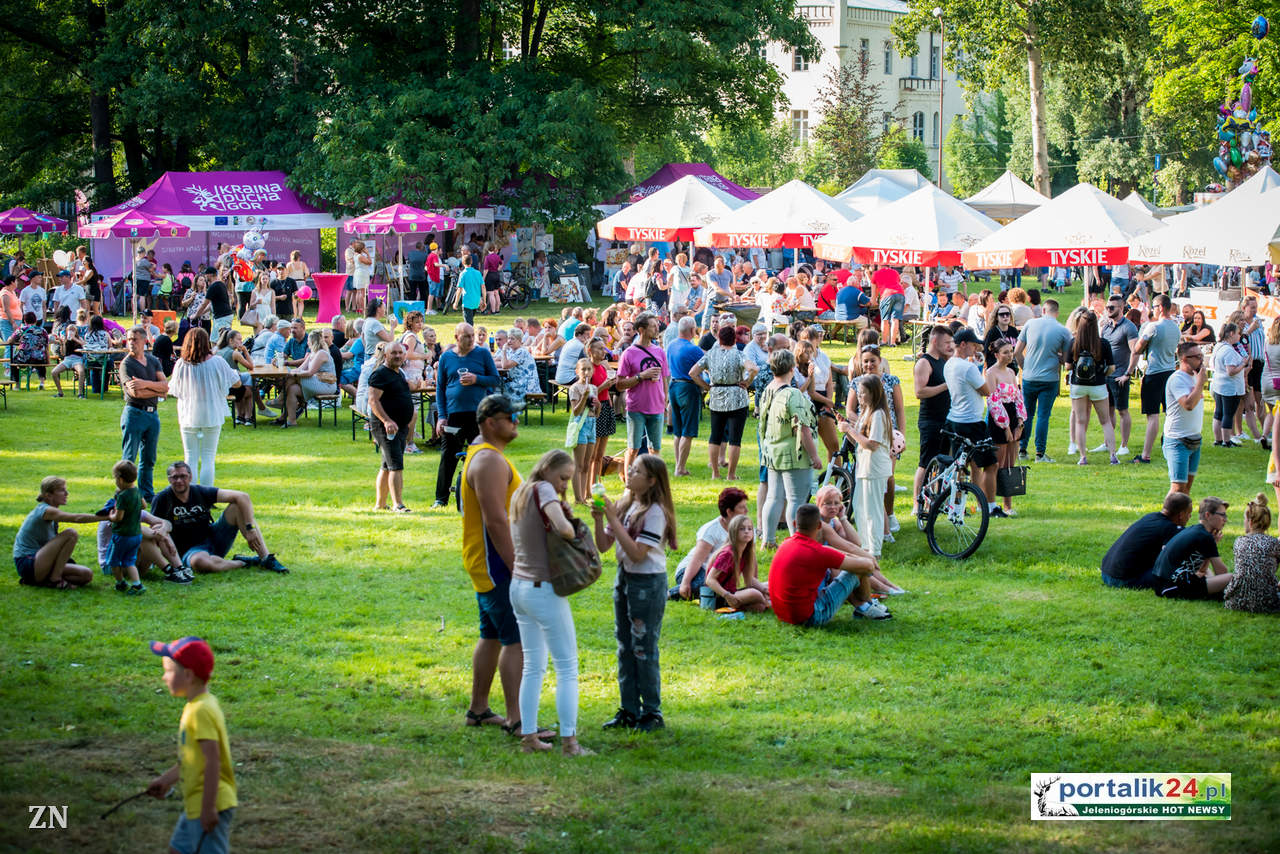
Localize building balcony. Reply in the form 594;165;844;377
899;76;939;93
799;3;834;23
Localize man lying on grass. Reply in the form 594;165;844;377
768;503;891;626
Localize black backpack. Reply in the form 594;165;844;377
1074;348;1100;383
645;272;663;301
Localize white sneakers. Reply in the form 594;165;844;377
887;514;901;533
854;600;892;620
1067;442;1079;455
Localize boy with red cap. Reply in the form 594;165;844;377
147;637;237;854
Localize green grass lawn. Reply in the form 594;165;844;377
2;293;1278;852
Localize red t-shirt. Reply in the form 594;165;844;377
591;362;609;404
426;251;442;283
871;267;904;297
706;547;740;595
817;283;838;314
768;533;848;625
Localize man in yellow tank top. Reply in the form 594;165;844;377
461;394;524;731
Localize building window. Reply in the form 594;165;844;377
883;112;893;135
792;109;810;143
758;43;768;60
931;46;940;79
912;111;925;142
502;40;520;61
932;112;940;146
883;41;893;75
910;52;918;77
793;51;809;72
860;39;869;65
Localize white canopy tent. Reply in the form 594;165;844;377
691;180;858;249
1123;191;1192;219
840;169;933;195
813;185;1000;266
961;183;1162;270
594;175;745;242
962;170;1050;221
834;177;913;217
1129;185;1280;267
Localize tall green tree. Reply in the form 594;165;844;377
877;125;933;180
942;90;1012;196
810;49;887;188
893;0;1145;195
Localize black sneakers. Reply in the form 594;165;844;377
601;709;636;730
635;713;665;732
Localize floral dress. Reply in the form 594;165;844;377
986;380;1026;444
501;346;540;405
11;323;48;366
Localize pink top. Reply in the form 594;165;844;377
707;547;740;595
987;380;1027;429
483;253;503;274
617;341;669;415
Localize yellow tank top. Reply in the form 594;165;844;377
460;441;522;593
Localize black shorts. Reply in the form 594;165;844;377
1140;370;1173;416
371;421;408;471
1248;359;1263;392
945;419;998;468
1153;572;1210;600
918;419;948;469
1107;377;1130;411
708;406;748;446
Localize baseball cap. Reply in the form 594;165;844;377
954;328;981;346
276;320;291;330
476;393;523;424
751;322;768;335
150;636;214;682
57;269;71;278
429;242;438;250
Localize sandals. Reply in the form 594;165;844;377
504;721;556;739
394;504;412;513
464;708;505;728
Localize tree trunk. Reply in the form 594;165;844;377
121;122;147;192
455;0;482;66
86;0;114;203
1024;23;1050;197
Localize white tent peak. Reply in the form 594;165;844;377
835;176;913;216
692;180;858;248
841;169;933;195
963;170;1049;220
595;175;745;241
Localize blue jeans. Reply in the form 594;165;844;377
0;318;11;360
1162;437;1201;485
614;570;666;718
1019;380;1059;456
807;570;859;626
120;406;160;502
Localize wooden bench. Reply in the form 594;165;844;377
227;394;256;428
313;393;340;427
14;362;50;390
523;391;546;425
818;318;867;343
0;378;11;409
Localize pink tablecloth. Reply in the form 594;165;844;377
311;273;347;323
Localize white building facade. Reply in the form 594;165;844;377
770;0;967;191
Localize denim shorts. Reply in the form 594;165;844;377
670;381;702;438
575;416;597;445
626;411;663;451
180;512;238;567
476;578;520;645
879;293;905;321
1162;437;1201;484
170;808;234;854
107;533;142;569
429;279;443;298
806;570;858;626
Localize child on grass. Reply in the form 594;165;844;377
702;514;770;612
565;357;600;504
148;637;237;854
107;460;145;596
842;375;894;558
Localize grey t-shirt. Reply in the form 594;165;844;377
1018;316;1072;383
943;356;985;423
1100;317;1138;379
14;503;56;559
555;337;588;385
1163;369;1203;439
1140;317;1181;374
133;256;152;282
362;316;387;362
512;481;559;583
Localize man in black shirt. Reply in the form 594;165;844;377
118;325;167;502
912;325;954;515
1100;492;1191;587
205;268;234;341
368;342;415;511
1144;496;1234;599
150;460;289;574
273;275;298;320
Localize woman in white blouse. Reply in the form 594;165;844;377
351;240;374;314
168;327;242;487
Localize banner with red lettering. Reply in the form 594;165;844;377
961;245;1130;270
842;246;962;267
695;231;828;249
610;226;696;241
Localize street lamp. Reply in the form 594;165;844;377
933;6;944;189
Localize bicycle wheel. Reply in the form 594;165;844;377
506;281;531;310
925;481;989;559
441;282;457;315
916;455;947;531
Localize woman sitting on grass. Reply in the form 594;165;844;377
702;515;769;612
12;476;102;589
812;485;905;595
1224;493;1280;614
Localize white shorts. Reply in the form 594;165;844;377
1070;384;1108;401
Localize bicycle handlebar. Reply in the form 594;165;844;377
940;427;997;449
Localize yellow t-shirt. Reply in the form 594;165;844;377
460;442;521;593
178;692;238;818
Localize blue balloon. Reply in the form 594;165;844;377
1253;15;1269;39
1214;156;1229;175
1219;129;1236;141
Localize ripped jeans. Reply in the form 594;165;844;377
614;570;667;719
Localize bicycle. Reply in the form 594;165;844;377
441;270;532;315
915;429;994;559
814;434;857;521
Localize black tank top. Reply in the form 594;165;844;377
918;352;950;422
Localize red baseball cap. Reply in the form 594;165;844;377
150;636;214;682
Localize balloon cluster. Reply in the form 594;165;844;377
1214;17;1270;187
230;228;268;284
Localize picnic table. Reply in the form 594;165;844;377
82;348;128;398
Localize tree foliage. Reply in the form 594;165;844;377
0;0;818;220
810;50;886;188
877;125;932;180
943;91;1012;196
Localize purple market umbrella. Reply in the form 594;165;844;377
0;207;69;236
345;204;456;293
79;211;191;324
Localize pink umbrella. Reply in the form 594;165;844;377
345;204;456;295
0;207;69;235
79;211;191;324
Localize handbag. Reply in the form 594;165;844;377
996;465;1028;498
537;499;602;597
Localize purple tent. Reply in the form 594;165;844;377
613;163;759;204
0;207;68;235
92;170;343;231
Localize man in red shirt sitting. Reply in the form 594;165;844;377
769;504;891;625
